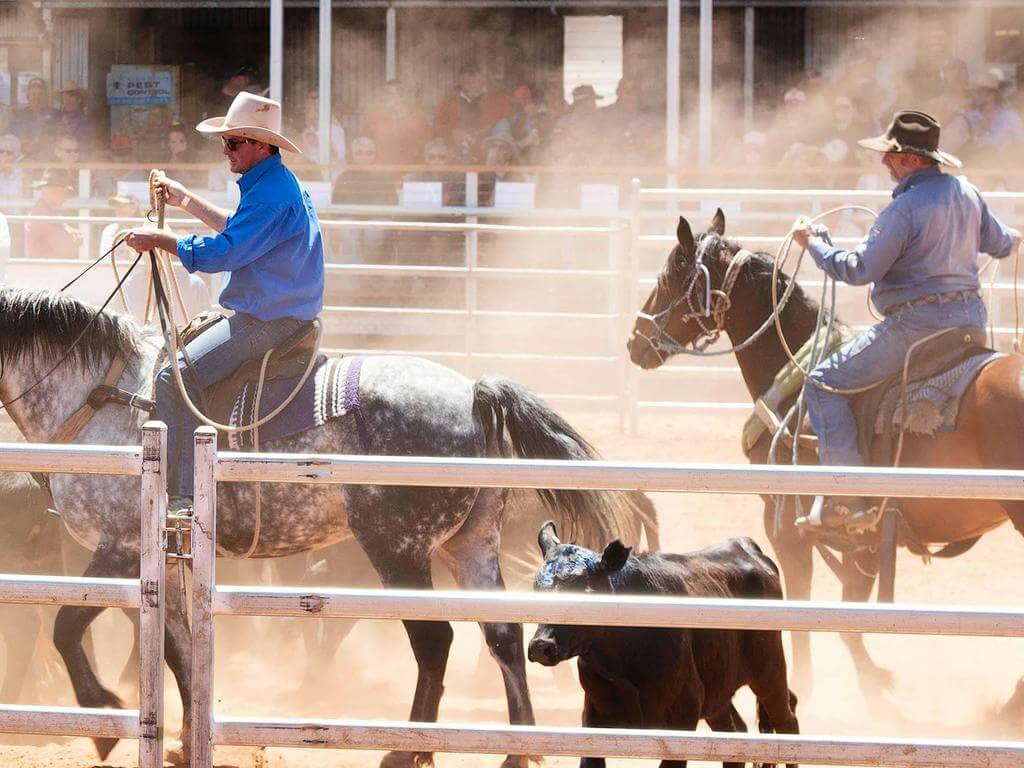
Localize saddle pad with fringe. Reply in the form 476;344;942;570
871;351;1003;437
227;356;366;450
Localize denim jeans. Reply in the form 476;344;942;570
803;296;986;467
155;312;308;497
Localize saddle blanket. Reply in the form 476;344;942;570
873;351;1003;436
227;356;365;450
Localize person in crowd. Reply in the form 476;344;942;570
332;136;396;263
25;168;82;260
52;82;95;155
296;89;347;179
492;85;542;164
966;69;1024;155
362;80;430;165
478;132;532;207
331;136;398;205
52;134;81;167
766;87;812;162
165;123;206;188
939;58;972;108
434;64;513;161
9;77;56;160
95;134;148;197
99;193;142;264
203;66;261;121
791;110;1021;532
534;75;567;140
0;134;24;197
402;138;465;207
123;91;324;519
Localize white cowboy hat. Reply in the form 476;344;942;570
196;91;301;154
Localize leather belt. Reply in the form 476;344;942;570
884;289;981;317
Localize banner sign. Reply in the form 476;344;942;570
106;68;173;106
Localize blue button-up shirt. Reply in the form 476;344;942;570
808;167;1018;314
176;154;324;321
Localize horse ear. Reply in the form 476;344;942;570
538;520;561;557
599;540;632;573
709;208;726;236
676;216;696;255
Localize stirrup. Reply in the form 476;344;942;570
167;495;194;515
795;495;829;530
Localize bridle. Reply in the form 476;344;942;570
633;239;756;361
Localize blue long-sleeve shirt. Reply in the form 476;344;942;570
808;166;1017;314
176;154;325;321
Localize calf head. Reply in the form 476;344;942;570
527;520;632;666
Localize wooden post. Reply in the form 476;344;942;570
138;422;166;768
191;426;217;768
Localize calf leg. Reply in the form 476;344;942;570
705;706;745;768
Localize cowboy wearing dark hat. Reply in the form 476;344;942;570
792;110;1022;532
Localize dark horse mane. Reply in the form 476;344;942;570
697;232;825;330
0;286;142;373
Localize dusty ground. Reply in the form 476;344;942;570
0;409;1022;767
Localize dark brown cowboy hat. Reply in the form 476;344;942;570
32;168;75;192
858;110;962;168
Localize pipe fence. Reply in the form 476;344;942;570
0;422;166;767
190;426;1024;767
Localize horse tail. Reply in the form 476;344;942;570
473;376;629;543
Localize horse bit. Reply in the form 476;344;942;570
633;242;752;362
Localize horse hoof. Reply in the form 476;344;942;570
164;740;190;766
380;750;433;768
93;736;118;760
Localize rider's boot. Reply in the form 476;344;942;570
167;495;194;515
796;495;878;533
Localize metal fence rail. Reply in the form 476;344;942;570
0;423;166;766
190;427;1024;768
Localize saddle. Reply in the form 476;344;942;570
743;325;1000;460
179;312;324;435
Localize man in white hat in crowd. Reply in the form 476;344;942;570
125;91;325;516
791;109;1021;533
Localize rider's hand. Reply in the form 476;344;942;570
791;217;815;250
124;228;172;253
151;171;189;209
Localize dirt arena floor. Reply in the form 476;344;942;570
0;409;1021;767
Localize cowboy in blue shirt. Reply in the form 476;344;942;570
126;92;325;515
791;110;1021;532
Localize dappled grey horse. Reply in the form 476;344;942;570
0;285;639;766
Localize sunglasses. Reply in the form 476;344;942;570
222;136;254;152
0;149;14;156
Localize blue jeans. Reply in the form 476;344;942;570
155;312;308;497
803;296;986;468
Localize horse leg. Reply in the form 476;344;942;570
161;565;193;766
53;544;136;760
0;606;41;703
704;707;744;768
355;543;452;768
839;549;893;696
763;496;814;697
439;487;535;768
995;502;1024;724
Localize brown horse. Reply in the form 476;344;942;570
626;211;1024;708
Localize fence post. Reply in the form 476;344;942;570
138;421;166;768
610;218;629;432
626;178;642;435
191;426;218;768
464;171;479;374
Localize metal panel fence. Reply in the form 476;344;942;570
189;426;1024;767
0;423;166;767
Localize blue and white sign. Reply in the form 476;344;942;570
106;68;173;106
